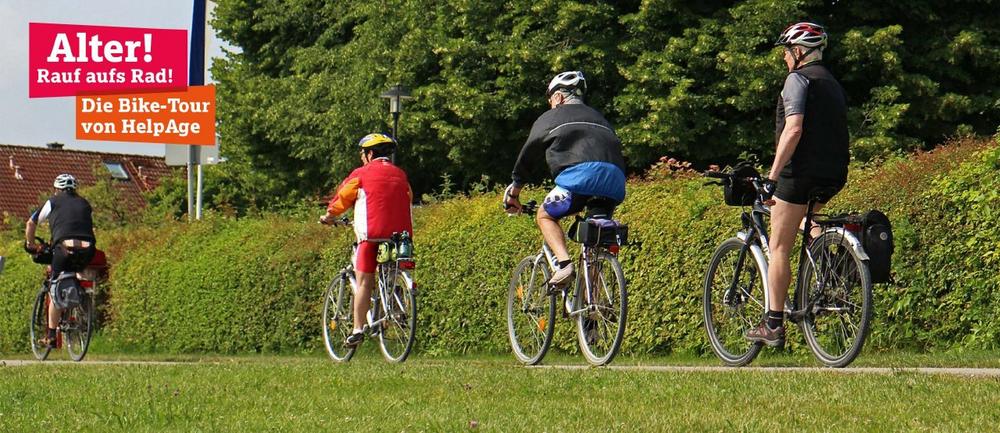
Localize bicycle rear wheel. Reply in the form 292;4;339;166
575;251;627;366
65;292;94;362
507;255;555;365
322;271;356;362
703;237;766;366
378;268;417;362
29;287;51;361
797;231;873;368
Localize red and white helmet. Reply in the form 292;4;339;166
775;22;828;49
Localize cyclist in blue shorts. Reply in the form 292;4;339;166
503;71;627;286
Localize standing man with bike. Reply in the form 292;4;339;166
24;174;96;349
319;133;413;347
746;22;850;346
503;71;627;287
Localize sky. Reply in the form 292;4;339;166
0;0;227;156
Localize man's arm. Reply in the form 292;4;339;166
322;174;361;222
24;201;51;249
768;73;808;180
769;114;803;180
510;119;548;189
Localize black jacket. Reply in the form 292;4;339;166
511;103;626;186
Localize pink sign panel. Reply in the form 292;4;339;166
29;22;188;98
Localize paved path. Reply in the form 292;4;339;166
4;359;1000;377
531;364;1000;377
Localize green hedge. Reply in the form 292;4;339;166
2;138;998;355
0;241;47;355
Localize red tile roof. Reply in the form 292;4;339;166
0;144;176;221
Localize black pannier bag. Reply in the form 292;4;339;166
50;271;83;310
724;163;760;206
861;210;894;283
570;218;628;247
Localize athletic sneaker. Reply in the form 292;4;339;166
37;337;57;349
345;331;365;347
745;323;785;347
549;263;575;287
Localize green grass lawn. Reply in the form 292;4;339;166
3;348;1000;432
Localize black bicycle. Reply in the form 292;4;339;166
703;169;873;367
27;238;105;362
506;200;629;366
321;220;417;363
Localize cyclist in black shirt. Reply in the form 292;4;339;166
24;174;97;349
503;71;627;287
746;22;850;346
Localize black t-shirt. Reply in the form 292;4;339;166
31;192;96;244
775;62;850;181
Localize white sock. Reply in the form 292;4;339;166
352;328;363;335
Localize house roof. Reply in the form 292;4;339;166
0;144;176;220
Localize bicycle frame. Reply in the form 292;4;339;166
341;242;415;334
535;240;607;317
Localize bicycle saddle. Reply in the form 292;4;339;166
808;186;840;204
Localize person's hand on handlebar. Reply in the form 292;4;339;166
760;178;777;206
319;214;339;226
23;240;42;254
503;183;523;214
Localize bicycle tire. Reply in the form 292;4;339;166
703;237;766;367
797;231;873;368
29;287;51;361
507;255;556;365
322;271;356;362
576;251;627;366
378;268;417;362
65;292;94;362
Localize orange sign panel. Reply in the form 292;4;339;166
76;85;215;145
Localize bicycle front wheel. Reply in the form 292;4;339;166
797;231;873;368
703;237;766;366
378;269;417;362
29;288;51;361
322;272;356;362
575;251;627;366
507;255;555;365
65;292;94;362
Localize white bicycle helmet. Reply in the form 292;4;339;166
53;173;77;190
775;22;828;49
546;71;587;97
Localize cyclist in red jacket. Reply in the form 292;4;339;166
320;133;413;347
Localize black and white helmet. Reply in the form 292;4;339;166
546;71;587;97
53;173;77;190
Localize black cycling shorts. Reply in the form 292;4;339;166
774;176;845;205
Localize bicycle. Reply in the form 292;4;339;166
506;200;629;366
321;219;417;363
702;168;873;367
27;238;107;362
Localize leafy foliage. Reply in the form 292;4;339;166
211;0;1000;211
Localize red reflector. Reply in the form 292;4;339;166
80;280;94;288
608;245;620;254
399;261;416;270
845;223;861;234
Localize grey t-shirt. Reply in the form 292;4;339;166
781;73;809;117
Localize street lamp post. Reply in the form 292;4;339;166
379;83;413;146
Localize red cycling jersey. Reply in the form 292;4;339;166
327;158;413;241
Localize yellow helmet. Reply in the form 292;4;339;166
358;133;397;149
